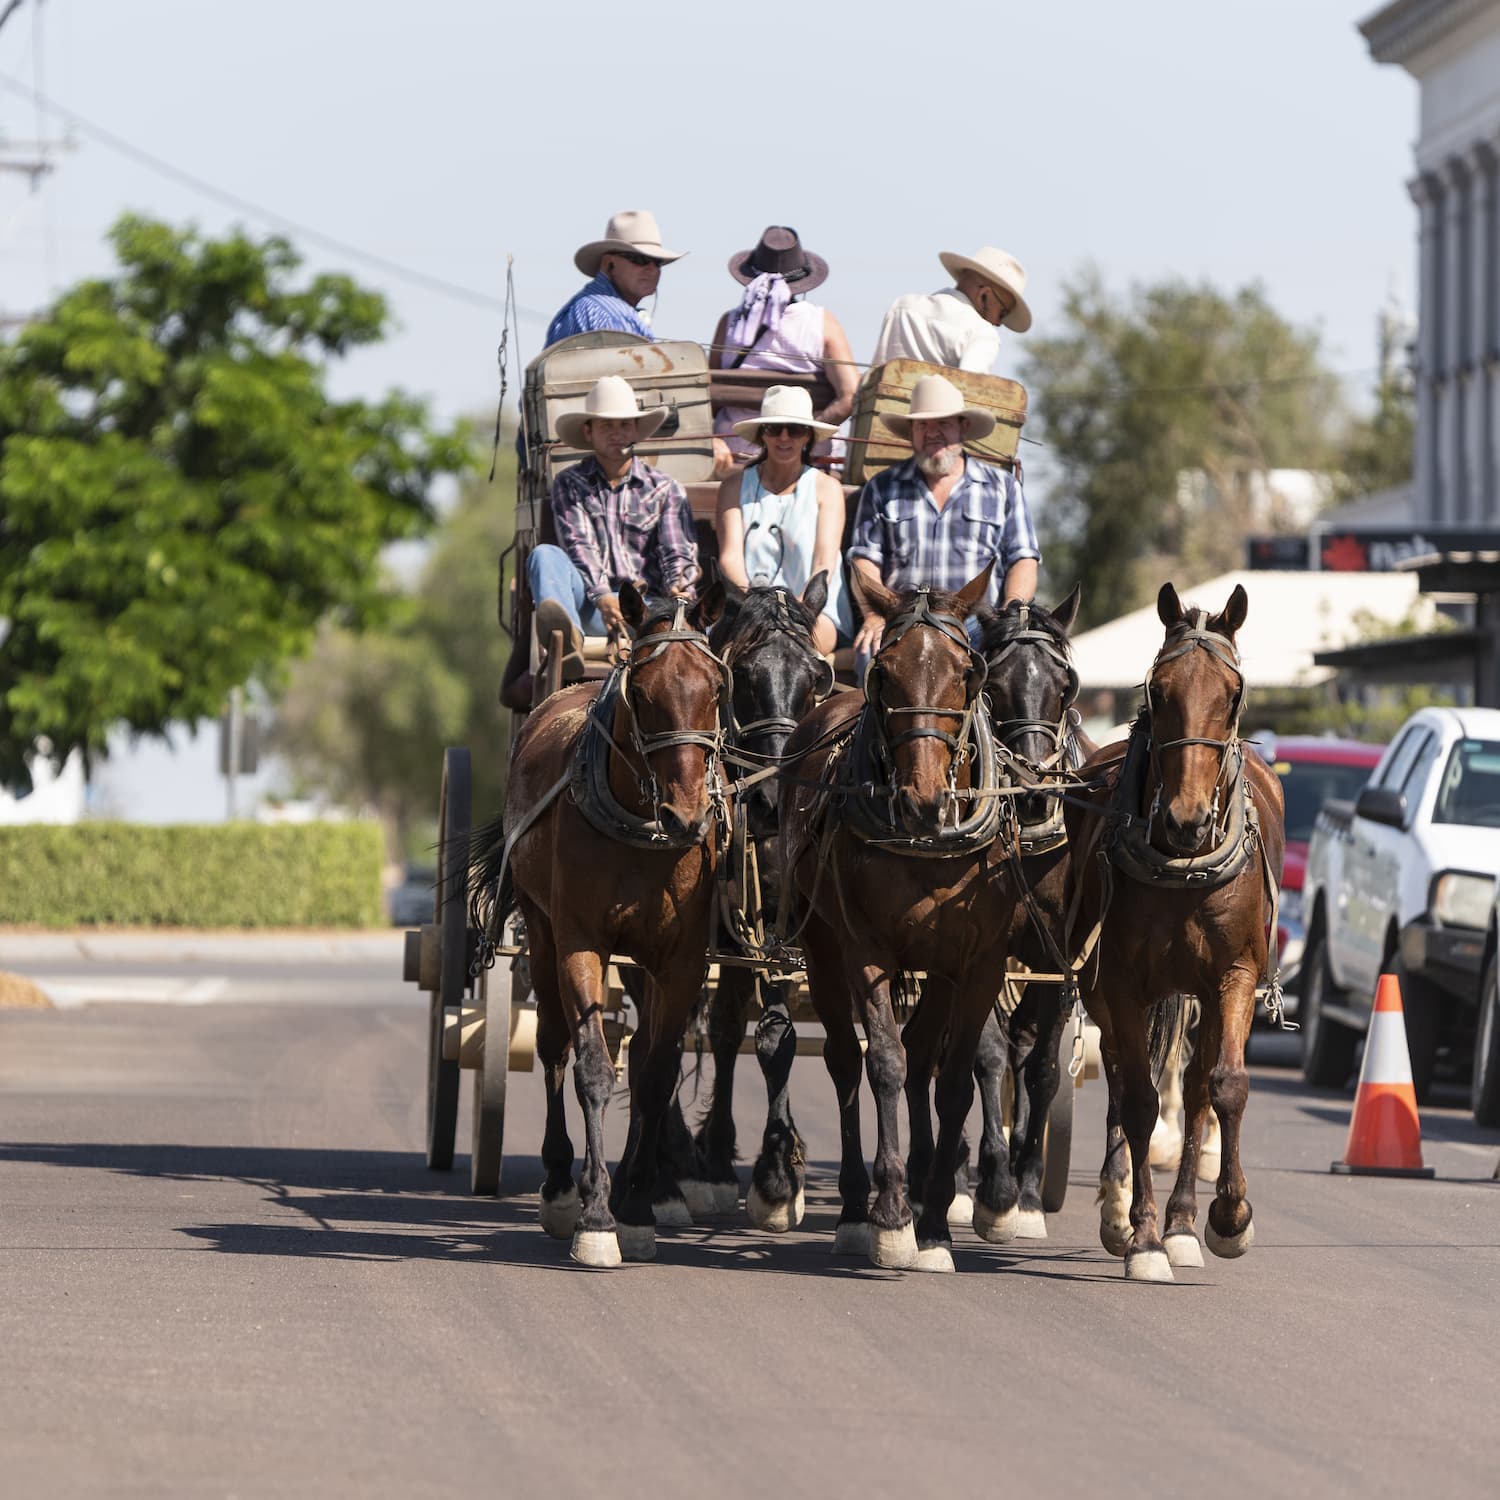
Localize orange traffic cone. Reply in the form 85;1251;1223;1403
1330;971;1435;1178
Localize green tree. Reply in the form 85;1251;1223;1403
0;215;470;791
1334;303;1415;502
1022;271;1347;629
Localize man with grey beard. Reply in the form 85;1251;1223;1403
847;374;1039;666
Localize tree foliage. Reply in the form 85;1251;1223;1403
0;215;470;791
1021;271;1348;629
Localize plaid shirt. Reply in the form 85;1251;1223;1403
546;273;653;346
551;456;698;604
847;456;1040;608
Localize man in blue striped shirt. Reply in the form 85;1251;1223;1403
847;375;1039;662
546;210;686;346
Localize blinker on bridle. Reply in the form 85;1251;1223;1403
985;600;1080;775
726;588;832;747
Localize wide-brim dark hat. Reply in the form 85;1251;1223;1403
728;226;829;292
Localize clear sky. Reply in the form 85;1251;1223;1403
1;0;1418;430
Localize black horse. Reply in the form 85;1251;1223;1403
687;576;833;1226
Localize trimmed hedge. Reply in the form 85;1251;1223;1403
0;822;385;928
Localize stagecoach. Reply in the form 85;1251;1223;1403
399;334;1098;1205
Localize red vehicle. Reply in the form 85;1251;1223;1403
1260;734;1386;992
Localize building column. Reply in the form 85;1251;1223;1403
1469;143;1496;524
1410;172;1443;524
1441;157;1471;522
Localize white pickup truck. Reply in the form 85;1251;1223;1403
1299;705;1500;1105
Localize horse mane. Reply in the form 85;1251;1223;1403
710;585;817;660
635;595;694;635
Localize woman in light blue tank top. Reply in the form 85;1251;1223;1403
715;386;853;654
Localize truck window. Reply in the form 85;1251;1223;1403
1432;740;1500;827
1377;727;1428;794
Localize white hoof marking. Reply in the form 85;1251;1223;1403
1125;1248;1174;1283
570;1230;622;1269
913;1241;956;1274
652;1197;692;1229
973;1201;1019;1244
711;1181;740;1215
1164;1232;1204;1268
616;1223;656;1261
869;1221;919;1269
947;1192;975;1228
538;1186;580;1240
1196;1150;1222;1186
1149;1118;1183;1172
746;1183;795;1233
1014;1208;1048;1240
1205;1218;1255;1259
832;1221;870;1256
678;1179;716;1218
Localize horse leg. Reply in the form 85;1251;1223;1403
900;980;942;1221
652;1034;698;1228
1116;1000;1172;1282
973;1006;1022;1243
1204;965;1258;1259
557;942;621;1268
525;903;578;1240
1149;1025;1185;1171
747;976;807;1232
1162;991;1215;1268
1011;983;1066;1238
855;962;917;1270
693;964;753;1215
803;917;871;1255
1095;1036;1133;1259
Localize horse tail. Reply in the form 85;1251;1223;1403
1148;991;1190;1087
462;811;515;934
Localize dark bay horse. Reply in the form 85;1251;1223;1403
1065;583;1284;1282
902;586;1090;1241
777;565;1024;1272
688;576;834;1228
467;586;731;1267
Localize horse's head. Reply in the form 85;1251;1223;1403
979;584;1081;825
620;582;731;841
853;563;992;838
710;574;833;839
1147;581;1248;856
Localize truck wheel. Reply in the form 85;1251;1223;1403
1390;953;1441;1105
1301;927;1357;1089
1471;952;1500;1127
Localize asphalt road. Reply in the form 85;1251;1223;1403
2;951;1498;1499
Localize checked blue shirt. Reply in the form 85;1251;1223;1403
546;272;653;346
847;456;1041;609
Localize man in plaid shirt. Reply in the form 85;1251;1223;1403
847;374;1039;664
526;376;698;683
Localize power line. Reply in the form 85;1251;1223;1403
0;68;552;324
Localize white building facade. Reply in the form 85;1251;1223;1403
1364;0;1500;525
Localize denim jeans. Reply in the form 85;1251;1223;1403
527;544;608;636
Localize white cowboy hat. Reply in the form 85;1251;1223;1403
881;373;997;442
938;246;1032;332
730;383;839;441
574;210;686;277
554;375;669;449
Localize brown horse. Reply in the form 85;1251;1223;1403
1065;582;1284;1281
467;585;730;1267
776;565;1024;1272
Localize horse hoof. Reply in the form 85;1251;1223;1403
1149;1119;1183;1172
913;1241;956;1274
712;1181;740;1215
1099;1219;1131;1258
539;1185;580;1240
746;1184;801;1233
1196;1151;1222;1185
617;1223;656;1262
652;1196;692;1229
1125;1247;1174;1283
1164;1231;1204;1268
678;1179;716;1218
869;1222;919;1270
1205;1218;1255;1259
1014;1208;1048;1240
947;1193;975;1228
570;1231;622;1269
973;1201;1019;1244
832;1221;869;1256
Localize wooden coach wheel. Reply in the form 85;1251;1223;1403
426;747;470;1171
1040;1022;1075;1214
470;960;512;1195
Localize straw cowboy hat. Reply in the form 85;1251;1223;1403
728;226;829;292
881;374;997;442
574;210;686;277
937;246;1032;332
555;376;669;448
730;383;839;441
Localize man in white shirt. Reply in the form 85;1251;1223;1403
871;246;1032;373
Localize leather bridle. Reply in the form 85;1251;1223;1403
984;602;1081;778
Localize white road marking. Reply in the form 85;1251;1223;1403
41;976;229;1009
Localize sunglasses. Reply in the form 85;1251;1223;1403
761;423;810;438
615;252;660;268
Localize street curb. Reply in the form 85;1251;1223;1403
0;930;406;965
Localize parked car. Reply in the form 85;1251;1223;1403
1469;885;1500;1125
388;865;437;928
1258;735;1386;997
1300;706;1500;1107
